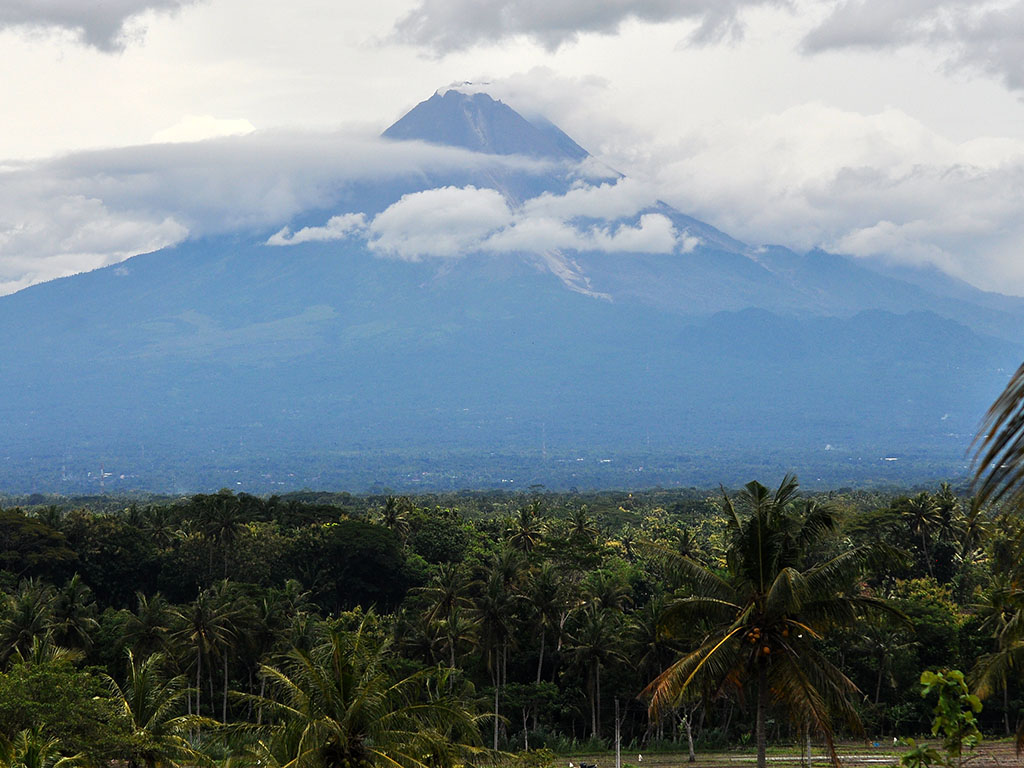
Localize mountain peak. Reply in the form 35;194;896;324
382;88;589;162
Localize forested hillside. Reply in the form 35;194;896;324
0;481;1020;766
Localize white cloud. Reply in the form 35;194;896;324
266;179;697;260
522;177;655;220
0;0;201;51
481;211;692;254
643;101;1024;290
803;0;1024;93
0;192;186;294
0;130;552;294
151;115;256;143
393;0;785;53
368;186;512;259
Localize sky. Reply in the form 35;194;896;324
3;0;1024;295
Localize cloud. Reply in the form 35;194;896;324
267;214;367;246
367;186;511;259
803;0;1024;93
393;0;785;54
151;115;256;144
522;178;655;220
284;180;699;260
482;211;691;254
0;0;201;51
643;101;1024;290
0;129;550;295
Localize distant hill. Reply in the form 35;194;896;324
0;88;1019;493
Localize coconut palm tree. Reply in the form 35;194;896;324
50;575;98;651
171;586;239;722
122;593;176;659
566;603;624;740
643;476;896;768
525;563;571;684
972;360;1024;507
241;614;485;768
508;501;544;552
0;580;56;664
102;650;210;768
0;726;85;768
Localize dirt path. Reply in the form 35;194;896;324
564;741;1021;768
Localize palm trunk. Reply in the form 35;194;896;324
875;657;884;705
222;648;229;722
591;660;599;740
920;531;934;578
756;661;768;768
1005;680;1011;736
195;649;202;719
493;671;500;751
257;673;266;726
536;630;545;684
685;712;695;762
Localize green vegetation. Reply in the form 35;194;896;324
0;481;1020;766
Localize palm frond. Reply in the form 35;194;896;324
973;361;1024;507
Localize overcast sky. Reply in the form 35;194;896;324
3;0;1024;295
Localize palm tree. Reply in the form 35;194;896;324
103;650;210;768
508;501;544;552
242;614;485;768
900;493;941;577
0;726;85;768
965;358;1024;509
0;579;56;664
566;603;623;740
171;586;239;723
50;575;99;651
474;568;520;750
193;493;247;580
122;593;176;659
643;476;894;768
568;506;599;545
526;563;570;683
377;496;411;542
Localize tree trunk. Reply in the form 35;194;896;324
536;630;545;684
258;673;266;726
1005;680;1011;736
493;666;500;751
222;649;229;723
875;656;884;705
756;661;768;768
523;708;529;751
920;531;934;578
685;712;696;762
196;649;202;719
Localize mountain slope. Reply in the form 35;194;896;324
0;90;1019;493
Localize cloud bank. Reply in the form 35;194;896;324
804;0;1024;93
0;129;549;295
393;0;784;53
0;0;201;51
645;102;1024;289
267;181;699;260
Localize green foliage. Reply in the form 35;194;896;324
899;670;982;768
0;661;132;762
0;511;76;582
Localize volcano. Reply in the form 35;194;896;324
0;88;1020;493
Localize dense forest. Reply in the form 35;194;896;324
0;479;1021;768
